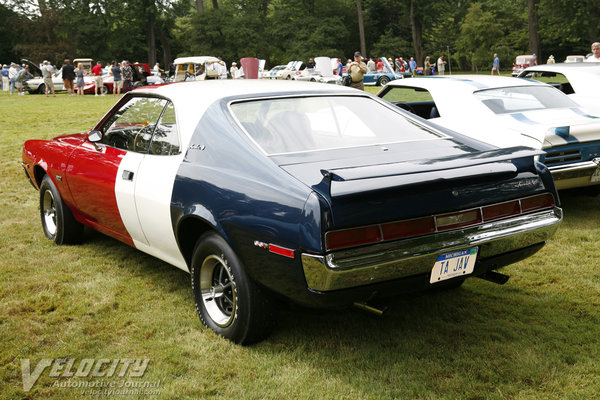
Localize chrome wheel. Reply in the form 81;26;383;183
200;254;236;327
42;189;57;237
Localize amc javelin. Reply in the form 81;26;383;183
22;81;562;344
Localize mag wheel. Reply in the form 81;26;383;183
190;232;275;344
377;76;390;86
39;175;83;245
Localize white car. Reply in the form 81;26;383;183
517;63;600;114
377;75;600;190
564;55;585;63
21;59;65;94
276;61;304;80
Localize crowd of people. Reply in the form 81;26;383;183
1;62;32;95
0;59;147;97
2;42;598;96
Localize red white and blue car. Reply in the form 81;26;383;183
23;80;562;344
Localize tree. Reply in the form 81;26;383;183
355;0;366;56
456;3;503;71
528;0;541;59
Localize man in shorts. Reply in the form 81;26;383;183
91;61;104;96
42;61;56;97
109;60;123;96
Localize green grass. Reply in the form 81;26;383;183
1;87;600;400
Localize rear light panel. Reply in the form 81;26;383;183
325;193;556;251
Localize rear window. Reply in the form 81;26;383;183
230;96;444;155
474;86;577;114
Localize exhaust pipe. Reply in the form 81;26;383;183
477;271;510;285
353;301;388;317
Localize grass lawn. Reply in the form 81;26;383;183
1;85;599;400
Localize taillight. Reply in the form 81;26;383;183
482;200;521;222
520;193;555;212
325;225;382;251
381;216;436;240
325;193;555;251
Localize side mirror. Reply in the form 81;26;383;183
88;130;103;142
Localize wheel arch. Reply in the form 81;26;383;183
32;164;48;188
176;215;222;268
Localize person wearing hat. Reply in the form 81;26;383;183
8;63;19;94
547;55;555;64
42;61;56;97
1;64;9;91
15;64;29;95
348;51;367;90
230;62;239;79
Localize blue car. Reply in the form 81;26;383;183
23;80;562;344
345;57;405;86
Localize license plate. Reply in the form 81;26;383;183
430;248;478;284
591;167;600;183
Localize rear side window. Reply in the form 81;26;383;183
230;96;444;155
520;71;574;95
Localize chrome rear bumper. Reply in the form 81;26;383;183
302;208;562;291
550;158;600;190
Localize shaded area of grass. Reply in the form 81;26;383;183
1;88;599;399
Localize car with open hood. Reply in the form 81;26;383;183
22;80;562;344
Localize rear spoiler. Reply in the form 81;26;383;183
312;147;543;199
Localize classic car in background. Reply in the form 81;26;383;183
378;75;600;190
23;80;562;344
518;63;600;114
173;56;220;81
21;59;66;94
564;55;585;63
264;65;286;79
315;56;341;84
345;57;404;86
276;61;304;80
512;54;535;76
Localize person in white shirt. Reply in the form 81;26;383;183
218;57;228;79
230;62;239;79
42;61;56;97
585;42;600;62
8;63;18;94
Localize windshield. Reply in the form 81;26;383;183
474;86;578;114
230;96;444;155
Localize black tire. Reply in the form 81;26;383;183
190;232;275;344
37;84;46;94
39;175;83;245
377;76;390;86
102;85;109;95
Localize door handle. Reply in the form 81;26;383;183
122;170;134;181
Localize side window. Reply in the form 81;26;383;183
380;87;438;119
101;97;168;153
521;72;574;95
149;102;180;155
